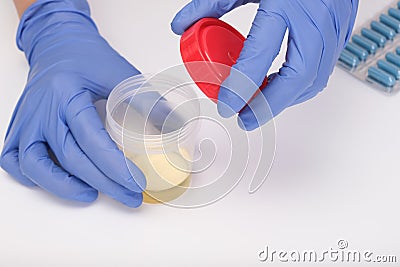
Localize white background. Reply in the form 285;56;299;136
1;0;399;266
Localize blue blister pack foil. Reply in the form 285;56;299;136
337;0;400;94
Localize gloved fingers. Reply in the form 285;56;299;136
291;88;320;106
237;21;324;130
49;129;143;208
290;64;333;107
1;127;37;187
65;91;146;193
0;148;37;187
287;0;339;108
217;5;287;117
18;141;98;203
236;74;276;131
171;0;259;35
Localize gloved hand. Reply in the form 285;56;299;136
172;0;359;130
0;0;146;207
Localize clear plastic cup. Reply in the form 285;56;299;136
105;74;201;204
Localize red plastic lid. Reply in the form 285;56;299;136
180;18;267;102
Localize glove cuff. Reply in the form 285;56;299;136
16;0;97;61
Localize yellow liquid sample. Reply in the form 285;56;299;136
143;175;191;204
125;150;191;204
113;103;195;204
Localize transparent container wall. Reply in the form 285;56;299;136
106;74;201;203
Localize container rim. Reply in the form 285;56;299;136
106;73;201;147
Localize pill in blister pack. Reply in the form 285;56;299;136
337;0;400;94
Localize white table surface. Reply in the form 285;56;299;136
1;1;399;266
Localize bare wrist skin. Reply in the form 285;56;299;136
14;0;36;17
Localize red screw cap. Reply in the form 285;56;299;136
180;18;267;102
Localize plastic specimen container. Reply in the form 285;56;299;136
106;74;201;204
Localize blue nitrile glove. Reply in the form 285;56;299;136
0;0;147;207
172;0;359;130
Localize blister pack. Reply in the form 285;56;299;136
338;0;400;94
